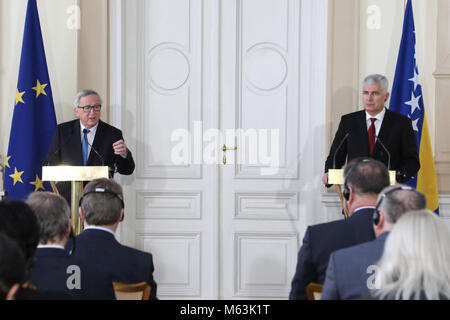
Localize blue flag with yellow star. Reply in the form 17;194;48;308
4;0;57;200
389;0;439;214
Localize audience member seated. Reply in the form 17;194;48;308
370;209;450;300
289;158;390;299
0;200;70;299
68;178;158;299
321;185;426;299
26;192;76;297
0;233;26;300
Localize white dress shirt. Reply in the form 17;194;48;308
79;121;99;160
365;107;386;140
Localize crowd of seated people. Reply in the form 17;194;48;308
290;158;450;300
1;162;450;300
0;178;157;300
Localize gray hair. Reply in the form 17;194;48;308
80;178;124;226
73;89;102;109
379;185;426;224
26;192;71;244
374;210;450;300
363;74;389;93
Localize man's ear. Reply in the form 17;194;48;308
79;206;85;222
66;220;72;237
347;185;355;203
118;208;124;223
373;210;386;236
6;284;20;300
377;210;385;228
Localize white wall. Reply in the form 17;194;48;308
0;0;78;187
359;0;437;146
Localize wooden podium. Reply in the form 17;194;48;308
42;166;109;235
328;169;396;219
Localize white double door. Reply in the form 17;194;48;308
111;0;329;299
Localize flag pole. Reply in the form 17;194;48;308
0;156;4;197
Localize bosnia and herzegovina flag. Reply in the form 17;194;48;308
389;0;439;213
4;0;57;200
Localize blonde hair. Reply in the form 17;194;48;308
374;210;450;300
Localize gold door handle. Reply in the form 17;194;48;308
222;144;237;152
222;145;237;165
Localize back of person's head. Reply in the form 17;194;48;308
26;192;71;244
377;185;426;223
0;200;39;274
374;209;450;300
80;178;124;226
344;157;390;197
0;232;26;300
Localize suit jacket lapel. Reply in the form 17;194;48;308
71;120;84;165
356;110;370;155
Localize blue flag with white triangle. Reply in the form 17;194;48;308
389;0;439;213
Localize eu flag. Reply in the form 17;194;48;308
390;0;439;213
4;0;57;200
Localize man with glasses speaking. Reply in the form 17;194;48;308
45;89;135;203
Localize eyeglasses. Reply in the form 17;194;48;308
78;104;102;113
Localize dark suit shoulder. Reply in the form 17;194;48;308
57;119;78;131
308;209;374;243
341;110;365;121
308;216;353;237
120;243;152;258
57;119;123;135
76;229;152;263
332;237;378;261
340;109;411;124
384;109;412;124
98;120;123;135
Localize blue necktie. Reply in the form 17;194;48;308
82;129;90;165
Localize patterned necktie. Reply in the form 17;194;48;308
368;118;376;156
82;129;90;165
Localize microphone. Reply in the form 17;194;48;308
375;136;390;170
83;128;105;166
333;133;349;169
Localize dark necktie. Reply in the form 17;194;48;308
82;129;91;165
368;118;376;156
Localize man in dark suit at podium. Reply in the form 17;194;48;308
289;158;389;300
322;74;420;186
44;89;135;204
70;178;158;300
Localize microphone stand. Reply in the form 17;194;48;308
330;133;350;219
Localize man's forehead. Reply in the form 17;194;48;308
79;94;100;103
363;83;383;92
